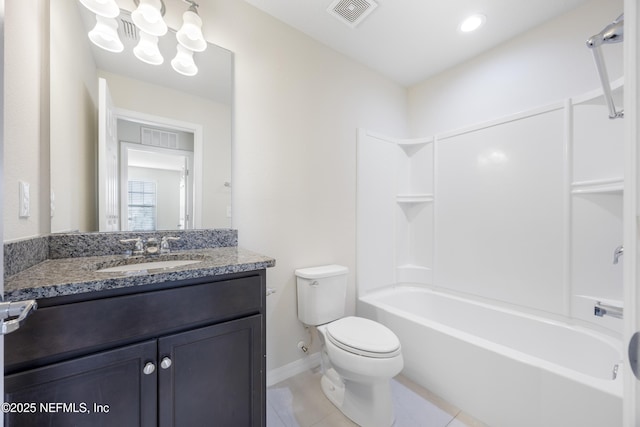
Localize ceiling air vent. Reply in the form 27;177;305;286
327;0;378;28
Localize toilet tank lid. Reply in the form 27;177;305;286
295;265;348;279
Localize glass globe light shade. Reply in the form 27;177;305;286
176;10;207;52
132;0;168;36
134;31;164;65
88;15;124;53
79;0;120;18
171;44;198;76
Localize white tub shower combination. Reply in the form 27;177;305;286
358;286;622;427
356;83;624;427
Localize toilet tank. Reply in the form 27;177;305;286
295;265;348;326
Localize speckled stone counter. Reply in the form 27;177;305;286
4;229;239;279
5;247;275;302
4;229;275;302
4;236;49;279
48;229;238;258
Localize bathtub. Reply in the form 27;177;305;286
358;285;623;427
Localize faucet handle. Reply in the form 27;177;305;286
160;236;181;254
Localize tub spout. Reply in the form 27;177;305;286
613;245;624;264
594;301;623;319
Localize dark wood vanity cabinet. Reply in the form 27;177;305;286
5;340;158;427
158;315;263;426
4;271;267;427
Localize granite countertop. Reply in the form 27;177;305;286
5;247;276;302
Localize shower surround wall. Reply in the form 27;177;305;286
357;81;624;334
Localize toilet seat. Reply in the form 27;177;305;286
326;316;401;358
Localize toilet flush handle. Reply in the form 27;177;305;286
310;280;319;287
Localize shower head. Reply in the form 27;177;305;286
586;14;624;48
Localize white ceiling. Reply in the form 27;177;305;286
243;0;592;87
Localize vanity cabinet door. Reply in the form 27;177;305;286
4;340;157;427
158;315;264;427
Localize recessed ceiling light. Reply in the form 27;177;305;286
460;14;486;33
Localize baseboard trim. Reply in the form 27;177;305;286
267;352;321;387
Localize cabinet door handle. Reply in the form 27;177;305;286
143;362;156;375
0;300;37;335
160;357;172;369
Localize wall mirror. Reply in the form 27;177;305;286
50;0;233;233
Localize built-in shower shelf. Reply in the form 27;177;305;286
396;194;434;204
396;264;432;284
571;178;623;194
396;137;433;157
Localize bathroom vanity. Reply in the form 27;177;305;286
3;230;274;427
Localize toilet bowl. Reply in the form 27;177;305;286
317;317;403;427
295;265;403;427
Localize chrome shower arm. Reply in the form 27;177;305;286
586;14;624;120
590;45;623;119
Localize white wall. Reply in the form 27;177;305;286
50;0;98;234
408;0;623;137
200;1;408;372
3;0;50;241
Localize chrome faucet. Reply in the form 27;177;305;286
145;238;160;255
613;245;624;264
160;236;181;254
120;237;144;255
120;237;164;255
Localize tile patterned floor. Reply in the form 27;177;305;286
267;368;489;427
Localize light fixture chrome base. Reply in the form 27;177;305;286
133;0;167;16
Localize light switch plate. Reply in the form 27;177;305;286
19;181;30;218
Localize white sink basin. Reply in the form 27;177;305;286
97;259;202;273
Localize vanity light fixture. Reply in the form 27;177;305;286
176;1;207;52
132;0;168;37
88;15;124;53
459;14;486;33
171;1;206;76
78;0;207;75
79;0;119;18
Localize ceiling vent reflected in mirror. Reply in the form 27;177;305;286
327;0;378;28
120;17;138;41
141;127;179;149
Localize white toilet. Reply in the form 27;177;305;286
295;265;403;427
